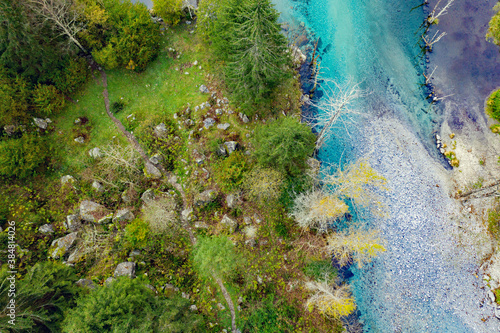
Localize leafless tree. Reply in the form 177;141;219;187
306;78;368;151
422;30;447;52
427;0;455;25
28;0;86;53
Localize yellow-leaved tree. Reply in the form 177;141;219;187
305;277;356;319
290;189;349;233
327;228;386;267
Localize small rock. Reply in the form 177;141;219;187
243;216;251;225
50;232;78;259
195;157;205;165
226;193;240;209
253;214;262;224
217;303;226;311
141;189;156;203
61;175;75;186
114;262;136;278
67;246;86;264
199;84;210;93
33;118;48;129
4;125;15;135
216;144;227;157
215;109;223;115
181;208;194;221
238;113;249;123
150;153;164;165
144;162;162;179
80;200;110;223
74;118;81;124
113;208;135;223
495;307;500;319
203;118;215;129
129;250;141;258
245;239;256;247
154;123;168;138
224;141;239;155
195;189;217;207
39;224;54;234
74;136;85;144
217;123;230;130
97;213;113;224
190;305;198;311
194;221;209;229
64;214;81;232
300;94;310;103
92;181;104;192
489;290;496;303
75;279;95;289
88;147;103;159
220;214;238;234
184;119;194;127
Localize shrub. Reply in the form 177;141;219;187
243;166;284;204
32;84;65;117
0;134;49;179
0;69;30;126
152;0;184;26
51;57;89;95
62;277;201;332
124;218;150;248
214;151;249;193
486;88;500;122
327;229;386;267
242;295;296;332
253;117;315;176
305;278;356;320
111;100;125;114
0;262;78;332
142;196;178;234
487;3;500;46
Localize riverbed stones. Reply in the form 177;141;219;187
144;162;162;179
49;232;78;259
113;208;135;223
114;262;136;278
220;214;238;234
80;200;110;223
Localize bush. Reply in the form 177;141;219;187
153;0;184;26
243;166;284;204
242;295;297;332
214;151;249;193
32;84;65;117
51;57;89;95
63;277;201;332
0;134;49;179
0;262;78;332
486;88;500;121
0;69;30;126
305;278;356;320
124;218;150;248
487;3;500;46
142;196;178;234
253;117;315;176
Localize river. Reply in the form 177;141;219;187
273;0;500;331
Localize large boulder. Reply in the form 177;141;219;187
80;200;110;223
194;189;217;207
144;162;162;179
224;141;240;155
220;214;238;234
114;262;136;278
113;208;135;223
49;232;78;259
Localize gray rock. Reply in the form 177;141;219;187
145;284;157;294
150;153;164;165
194;221;208;229
224;141;239;155
217;303;225;310
217;123;230;130
92;181;104;192
114;262;136;278
105;277;116;286
74;136;85;144
129;250;141;258
74;118;81;124
65;214;81;232
195;157;205;165
245;239;256;247
88;147;103;159
181;208;194;222
194;189;217;207
220;214;238;234
184;119;194;127
215;109;223;115
61;175;75;186
489;290;496;304
121;189;135;204
154;123;168;138
238;113;249;123
67;246;86;264
75;279;95;289
39;224;54;234
226;193;240;209
495;307;500;319
300;94;310;103
113;208;135;223
253;214;262;224
199;84;210;93
216;144;227;157
97;213;113;224
144;162;162;179
190;304;198;311
50;232;78;259
80;200;109;223
33;117;48;129
141;189;156;203
243;216;252;225
203;118;215;129
4;125;15;135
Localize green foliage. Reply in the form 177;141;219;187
192;235;242;281
487;3;500;46
32;84;66;117
51;57;90;95
124;218;150;248
0;134;49;179
243;166;284;204
303;260;337;281
0;68;31;126
0;262;79;332
84;0;161;71
253;117;315;176
486;88;500;122
111;100;125;113
488;201;500;242
214;151;249;193
242;295;297;332
202;0;291;109
63;277;201;332
153;0;184;26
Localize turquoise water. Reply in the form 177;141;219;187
274;0;500;332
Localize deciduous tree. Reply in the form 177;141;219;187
305;277;356;320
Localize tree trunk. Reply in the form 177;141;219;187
216;277;237;333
